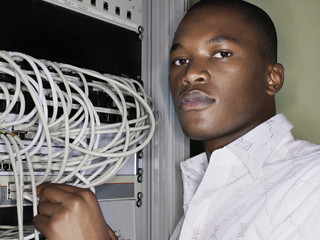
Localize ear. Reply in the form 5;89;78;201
265;63;284;96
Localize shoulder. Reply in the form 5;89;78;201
278;139;320;195
269;138;320;187
276;137;320;164
287;139;320;166
268;140;320;221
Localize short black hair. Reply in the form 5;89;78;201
188;0;278;63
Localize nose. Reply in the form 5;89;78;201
182;61;210;85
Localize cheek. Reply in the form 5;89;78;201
168;71;176;90
168;84;179;110
221;63;266;98
168;73;182;104
214;64;267;116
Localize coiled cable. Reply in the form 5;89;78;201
0;50;159;240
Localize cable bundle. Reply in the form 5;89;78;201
0;50;158;240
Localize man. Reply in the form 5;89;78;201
168;0;320;239
34;0;320;239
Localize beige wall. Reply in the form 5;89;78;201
189;0;320;144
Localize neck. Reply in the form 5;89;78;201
204;112;276;159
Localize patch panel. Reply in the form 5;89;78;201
0;163;12;171
0;174;141;206
41;0;143;33
0;73;137;125
0;146;138;176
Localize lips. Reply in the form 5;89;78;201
178;90;215;111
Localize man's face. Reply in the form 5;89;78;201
169;5;275;151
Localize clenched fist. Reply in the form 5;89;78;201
33;183;117;240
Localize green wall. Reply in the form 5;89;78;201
188;0;320;144
189;0;199;6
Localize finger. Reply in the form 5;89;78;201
37;183;86;196
38;201;58;217
37;184;79;203
33;214;50;236
37;183;53;196
107;224;118;240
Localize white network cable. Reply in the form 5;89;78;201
0;50;159;240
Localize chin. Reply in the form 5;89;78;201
179;115;211;136
181;126;209;141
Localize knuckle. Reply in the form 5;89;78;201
67;195;83;210
40;186;51;196
79;188;97;201
66;190;95;211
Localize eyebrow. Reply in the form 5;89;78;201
206;35;238;44
170;34;238;53
170;43;183;52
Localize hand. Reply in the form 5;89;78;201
33;183;117;240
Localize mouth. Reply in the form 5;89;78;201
178;90;215;111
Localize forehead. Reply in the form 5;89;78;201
173;5;261;46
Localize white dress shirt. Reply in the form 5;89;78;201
170;114;320;240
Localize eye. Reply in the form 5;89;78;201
213;51;232;59
172;58;189;66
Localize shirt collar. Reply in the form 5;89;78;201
181;114;294;180
225;114;294;178
180;114;294;210
180;152;208;213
